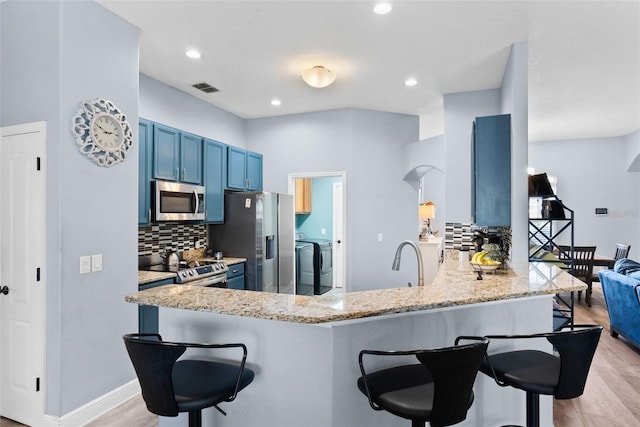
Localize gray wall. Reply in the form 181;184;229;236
440;42;529;263
246;109;421;291
529;133;640;257
1;1;139;416
402;135;446;237
140;74;247;148
500;42;529;263
626;130;640;172
443;89;502;223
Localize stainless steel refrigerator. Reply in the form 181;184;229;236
208;192;294;293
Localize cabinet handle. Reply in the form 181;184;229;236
183;168;187;180
175;167;179;179
148;208;151;221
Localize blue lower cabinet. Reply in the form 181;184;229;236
138;277;174;334
227;263;245;290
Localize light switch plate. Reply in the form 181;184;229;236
91;254;103;272
80;256;91;274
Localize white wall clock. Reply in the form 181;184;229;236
71;98;133;167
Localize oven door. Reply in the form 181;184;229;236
186;273;228;288
154;180;205;221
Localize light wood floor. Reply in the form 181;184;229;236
2;282;639;427
553;282;640;427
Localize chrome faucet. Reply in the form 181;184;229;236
392;240;424;287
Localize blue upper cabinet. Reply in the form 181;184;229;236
153;123;180;181
138;119;153;225
203;139;226;223
227;146;247;190
246;151;263;191
226;146;263;191
472;114;511;227
152;124;202;184
180;132;203;184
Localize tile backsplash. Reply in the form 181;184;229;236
138;224;207;256
444;223;474;250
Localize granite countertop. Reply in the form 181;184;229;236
128;260;587;324
138;270;177;285
137;257;247;285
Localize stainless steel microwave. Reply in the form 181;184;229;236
153;180;205;221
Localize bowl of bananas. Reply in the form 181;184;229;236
470;250;501;272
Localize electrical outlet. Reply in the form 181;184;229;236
321;228;326;235
91;254;103;272
80;256;91;274
377;233;383;243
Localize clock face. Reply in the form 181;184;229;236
91;114;124;151
71;98;133;167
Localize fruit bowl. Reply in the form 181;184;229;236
469;262;501;272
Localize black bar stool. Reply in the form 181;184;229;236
357;336;489;427
123;333;254;427
480;324;602;427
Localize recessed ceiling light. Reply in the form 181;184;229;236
271;99;282;106
185;49;201;59
374;3;392;15
405;78;418;87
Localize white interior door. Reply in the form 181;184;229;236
332;182;345;289
0;122;45;425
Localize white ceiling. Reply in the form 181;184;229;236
99;0;640;142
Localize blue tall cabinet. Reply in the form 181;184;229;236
138;119;153;226
203;139;226;223
472;114;511;227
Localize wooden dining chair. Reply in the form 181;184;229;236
558;245;596;307
590;243;631;286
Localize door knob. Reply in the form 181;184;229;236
0;286;8;295
337;240;341;244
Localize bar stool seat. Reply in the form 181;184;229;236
123;333;254;427
480;324;602;427
357;336;489;427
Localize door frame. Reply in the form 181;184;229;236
288;171;347;292
0;121;46;424
332;181;345;288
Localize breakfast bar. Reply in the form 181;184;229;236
126;261;586;427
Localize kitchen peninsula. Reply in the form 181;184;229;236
126;261;585;427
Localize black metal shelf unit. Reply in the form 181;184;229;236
528;199;575;330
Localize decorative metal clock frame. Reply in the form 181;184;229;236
71;98;133;167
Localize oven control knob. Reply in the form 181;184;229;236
189;270;195;276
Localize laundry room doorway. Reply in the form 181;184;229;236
288;172;346;293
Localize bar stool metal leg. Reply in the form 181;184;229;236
526;392;539;427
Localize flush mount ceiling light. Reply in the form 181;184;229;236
301;65;337;88
270;99;282;106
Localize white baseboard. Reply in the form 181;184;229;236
41;380;140;427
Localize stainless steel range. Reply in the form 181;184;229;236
176;261;229;286
139;255;229;287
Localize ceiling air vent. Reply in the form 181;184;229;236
192;82;219;93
